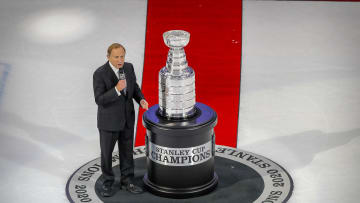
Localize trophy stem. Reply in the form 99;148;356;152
166;47;187;76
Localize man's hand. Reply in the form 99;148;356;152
116;80;126;91
140;99;149;110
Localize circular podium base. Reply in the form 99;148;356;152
143;172;218;198
142;103;218;199
66;145;294;203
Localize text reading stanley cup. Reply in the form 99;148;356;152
148;141;212;166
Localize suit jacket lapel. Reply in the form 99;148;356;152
105;61;119;84
104;62;133;99
123;64;132;98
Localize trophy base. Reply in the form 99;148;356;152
143;172;218;199
142;102;218;199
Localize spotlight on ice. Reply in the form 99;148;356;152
22;9;95;44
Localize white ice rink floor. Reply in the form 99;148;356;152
0;0;359;202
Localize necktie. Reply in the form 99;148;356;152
118;69;127;95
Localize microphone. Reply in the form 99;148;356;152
118;68;126;80
118;68;127;95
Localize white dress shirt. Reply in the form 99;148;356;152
109;61;126;96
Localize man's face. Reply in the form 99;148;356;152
107;47;125;69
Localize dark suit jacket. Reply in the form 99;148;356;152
93;62;144;131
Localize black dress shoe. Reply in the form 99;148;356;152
100;184;114;197
121;183;143;194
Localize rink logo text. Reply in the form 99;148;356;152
66;145;293;203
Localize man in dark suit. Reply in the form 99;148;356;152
93;43;148;197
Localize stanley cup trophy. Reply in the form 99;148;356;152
142;30;218;198
158;30;196;119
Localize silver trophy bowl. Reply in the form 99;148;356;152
159;30;196;119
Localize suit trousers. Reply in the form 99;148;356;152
99;125;134;186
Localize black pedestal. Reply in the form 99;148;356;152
142;102;218;198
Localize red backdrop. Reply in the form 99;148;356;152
135;0;243;147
